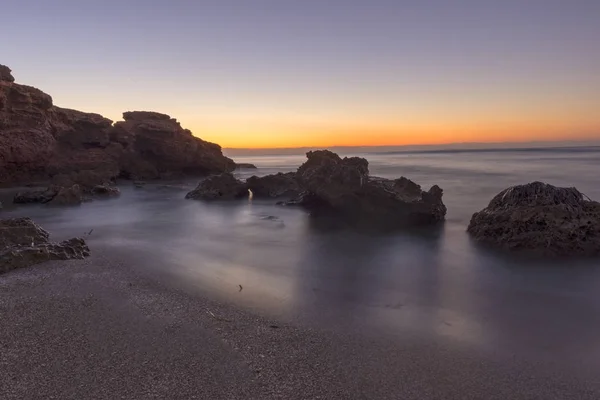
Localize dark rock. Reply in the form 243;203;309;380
246;172;301;198
51;107;113;148
292;150;446;228
185;173;248;200
14;187;59;204
467;182;600;257
0;75;55;183
90;184;120;197
47;184;83;206
51;170;114;190
236;163;258;169
277;192;325;208
0;66;238;186
112;111;236;180
0;64;15;82
296;150;369;207
133;180;146;188
0;217;49;247
0;217;89;274
122;111;171;121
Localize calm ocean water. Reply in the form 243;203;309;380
3;145;600;367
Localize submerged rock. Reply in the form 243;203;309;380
467;182;600;257
292;150;446;228
246;172;301;198
0;217;89;274
185;173;248;200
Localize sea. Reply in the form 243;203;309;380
2;144;600;368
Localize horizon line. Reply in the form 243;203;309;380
223;138;600;151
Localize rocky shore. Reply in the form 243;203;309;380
3;62;600;258
0;65;235;187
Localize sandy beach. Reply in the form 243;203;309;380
1;247;599;400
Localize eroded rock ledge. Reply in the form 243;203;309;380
0;217;89;274
467;182;600;257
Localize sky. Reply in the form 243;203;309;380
2;0;599;148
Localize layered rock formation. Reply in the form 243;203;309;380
112;111;235;179
468;182;600;256
0;217;89;274
187;150;447;229
0;64;235;186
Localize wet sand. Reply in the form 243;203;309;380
1;251;599;400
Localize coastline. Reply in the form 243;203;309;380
2;248;599;399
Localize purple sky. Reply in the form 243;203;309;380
2;0;599;147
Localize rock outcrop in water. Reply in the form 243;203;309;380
467;182;600;257
0;217;89;274
185;173;248;200
0;64;235;185
188;150;447;229
246;172;301;198
13;180;121;206
291;150;446;228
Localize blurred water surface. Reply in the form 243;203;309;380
3;146;600;367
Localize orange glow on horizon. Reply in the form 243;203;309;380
189;124;600;149
178;101;599;149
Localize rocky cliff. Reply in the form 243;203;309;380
0;64;235;185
